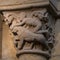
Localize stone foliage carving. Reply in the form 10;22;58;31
3;9;55;60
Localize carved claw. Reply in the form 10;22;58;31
36;30;48;34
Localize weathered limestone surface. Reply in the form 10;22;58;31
2;7;56;60
1;0;60;60
0;0;49;10
2;23;18;60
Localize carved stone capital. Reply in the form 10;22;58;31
2;8;55;60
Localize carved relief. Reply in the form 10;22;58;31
3;8;55;60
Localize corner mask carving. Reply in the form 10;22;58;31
3;9;55;60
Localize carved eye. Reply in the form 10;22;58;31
15;39;20;41
8;14;12;17
20;20;22;22
6;19;8;22
12;32;18;35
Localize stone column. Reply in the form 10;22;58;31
50;19;60;60
0;14;3;59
